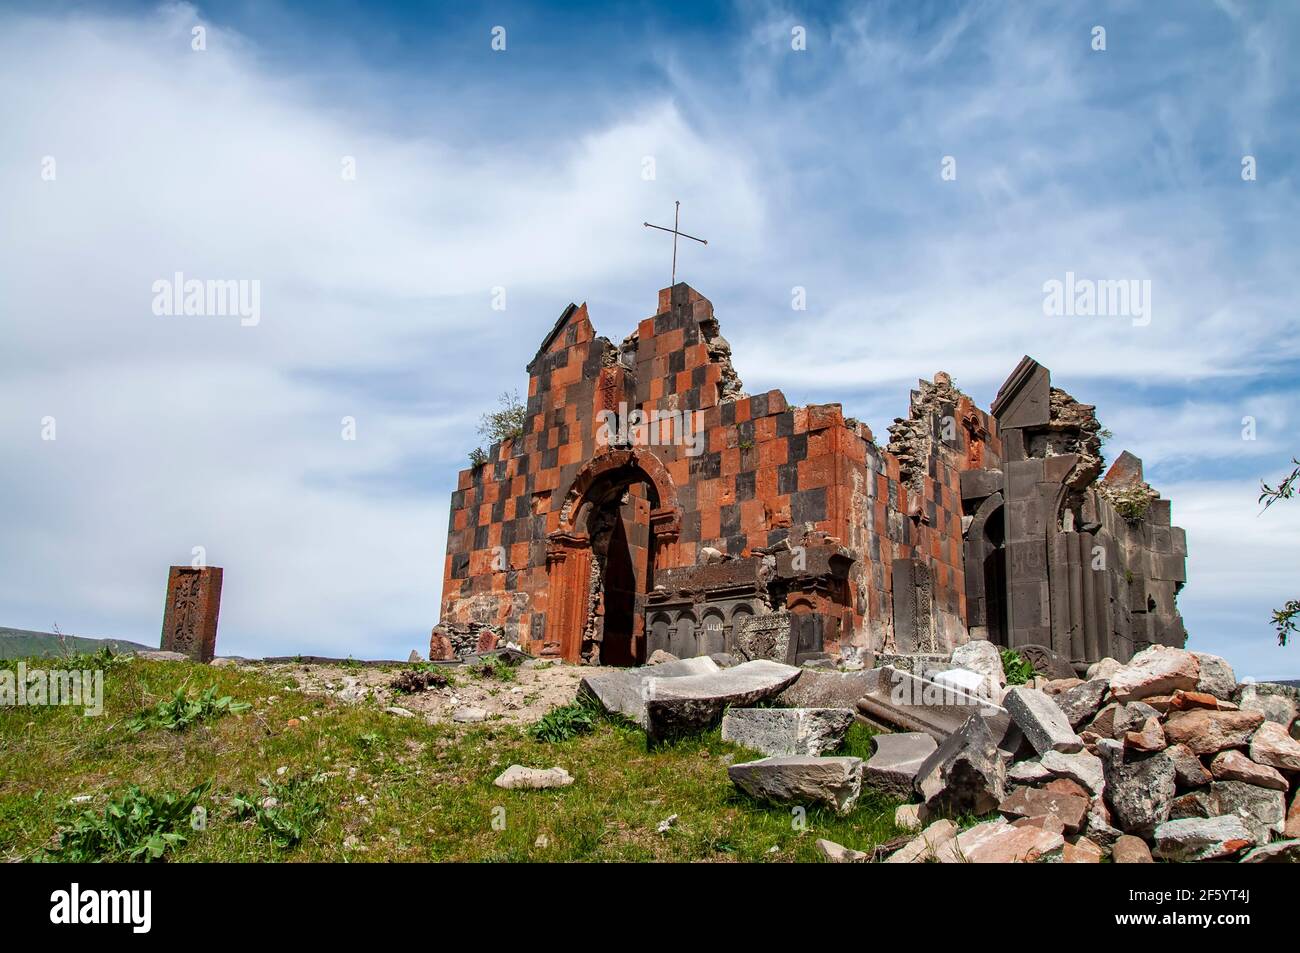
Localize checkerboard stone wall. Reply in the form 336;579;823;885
438;285;1013;662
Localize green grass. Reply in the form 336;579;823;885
0;656;907;862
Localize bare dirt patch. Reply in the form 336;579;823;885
253;659;586;727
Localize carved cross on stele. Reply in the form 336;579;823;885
643;200;707;287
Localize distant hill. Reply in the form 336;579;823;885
0;627;154;659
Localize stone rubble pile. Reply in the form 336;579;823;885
865;645;1300;863
576;643;1299;863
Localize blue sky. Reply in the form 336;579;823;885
1;0;1298;677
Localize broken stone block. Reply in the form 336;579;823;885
1169;790;1215;821
815;838;868;863
773;668;878;709
646;649;679;665
1044;777;1091;800
1152;815;1256;862
864;731;938;798
1248;720;1300;772
1011;748;1106;798
933;668;989;697
1112;834;1153;863
1108;645;1200;704
998;786;1088;834
578;656;720;727
1240;840;1300;863
645;659;802;740
1167;743;1213;789
1087;657;1122;681
1210;750;1287;791
1162;708;1264;756
1004;686;1084;755
1054;678;1109;729
894;803;924;832
1169;690;1236;713
493;765;575;790
1012;813;1066;836
1190;651;1237;701
933;818;1064;863
1087;701;1160;740
1060;837;1103;863
884;818;957;863
721;707;854;757
1099;739;1176;837
1084;798;1123;849
914;715;1007;816
1124;716;1166;753
856;667;1016;754
1237;684;1298;728
1209;780;1286;844
949;639;1006;696
728;755;864;815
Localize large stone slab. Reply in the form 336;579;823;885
721;707;854;757
1163;708;1264;755
884;819;958;863
933;818;1064;863
1208;780;1287;844
1210;750;1287;791
864;731;938;798
578;656;720;727
1108;645;1200;703
773;668;879;709
1249;721;1300;772
1054;678;1109;729
914;714;1007;816
1190;651;1237;701
1152;816;1256;862
1099;739;1176;837
728;755;864;814
493;765;574;790
1004;686;1084;754
998;786;1088;835
643;659;801;740
856;667;1017;754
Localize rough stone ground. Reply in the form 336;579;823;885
252;659;586;726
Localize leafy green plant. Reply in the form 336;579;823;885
1000;649;1035;686
230;775;326;850
530;698;599;743
42;783;209;862
479;389;528;444
472;656;518;682
127;684;250;733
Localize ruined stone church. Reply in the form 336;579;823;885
433;284;1186;674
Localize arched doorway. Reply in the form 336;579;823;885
545;448;681;665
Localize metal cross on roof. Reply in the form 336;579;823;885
643;200;707;287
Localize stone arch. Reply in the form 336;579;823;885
557;446;680;539
545;447;682;665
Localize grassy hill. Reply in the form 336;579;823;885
0;627;153;660
0;654;905;862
